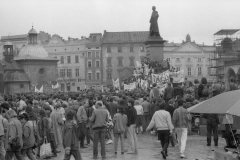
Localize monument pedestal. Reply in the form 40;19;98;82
145;37;166;62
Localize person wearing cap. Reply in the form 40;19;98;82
18;113;36;160
5;110;24;160
90;101;108;159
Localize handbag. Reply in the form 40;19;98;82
10;124;21;151
40;138;51;158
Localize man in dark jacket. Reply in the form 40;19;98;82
90;101;108;159
126;98;137;154
63;109;82;160
203;114;219;146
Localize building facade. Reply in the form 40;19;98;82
102;31;148;85
1;27;58;94
44;33;102;92
102;31;215;85
164;34;215;82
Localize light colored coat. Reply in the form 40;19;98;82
50;109;64;146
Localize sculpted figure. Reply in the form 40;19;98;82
150;6;160;37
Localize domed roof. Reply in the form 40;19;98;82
18;44;49;58
28;27;37;34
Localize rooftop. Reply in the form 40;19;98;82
102;31;149;44
214;29;240;36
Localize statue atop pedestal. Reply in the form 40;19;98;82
145;6;165;62
149;6;161;38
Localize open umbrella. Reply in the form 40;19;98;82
188;90;240;116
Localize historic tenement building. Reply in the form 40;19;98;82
101;31;148;85
101;31;216;85
44;33;102;92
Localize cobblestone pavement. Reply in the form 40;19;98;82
50;134;225;160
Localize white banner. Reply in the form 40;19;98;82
124;82;136;91
151;71;170;84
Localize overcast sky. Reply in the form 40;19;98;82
1;0;240;45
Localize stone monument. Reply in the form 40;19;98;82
145;6;166;62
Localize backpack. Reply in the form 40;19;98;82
10;124;21;151
202;84;209;97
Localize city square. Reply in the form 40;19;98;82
0;0;240;160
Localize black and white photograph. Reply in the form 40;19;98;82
0;0;240;159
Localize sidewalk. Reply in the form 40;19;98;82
52;134;226;160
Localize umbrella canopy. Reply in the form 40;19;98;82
188;90;240;116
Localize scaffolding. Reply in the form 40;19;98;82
209;29;240;82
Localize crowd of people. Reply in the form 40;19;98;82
0;77;236;160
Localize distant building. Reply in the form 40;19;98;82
101;31;148;85
44;33;102;92
0;27;58;94
210;29;240;90
164;34;215;82
102;31;215;85
85;33;103;88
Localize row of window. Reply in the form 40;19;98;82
87;72;101;81
107;57;135;67
59;51;100;64
166;57;203;63
59;68;81;78
106;46;145;53
87;60;100;68
59;68;101;81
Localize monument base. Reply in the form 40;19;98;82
145;37;166;62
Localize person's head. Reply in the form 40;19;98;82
194;79;199;85
117;107;124;114
18;113;29;124
201;77;208;85
127;98;134;107
152;83;157;88
65;109;75;121
134;100;140;106
5;110;17;120
177;99;184;107
95;101;103;109
0;102;9;115
156;101;166;110
152;6;156;11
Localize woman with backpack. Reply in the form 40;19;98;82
5;110;24;160
18;113;36;160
